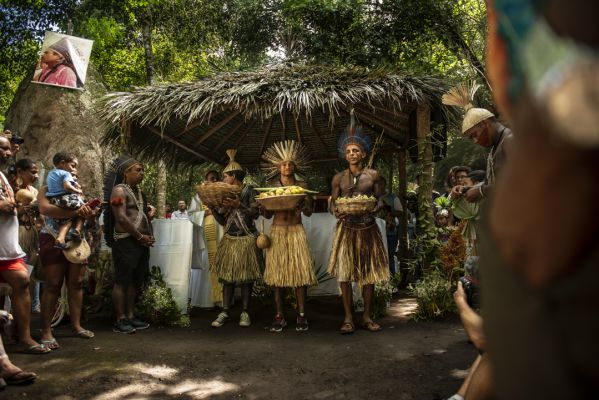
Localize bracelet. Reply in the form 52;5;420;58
478;186;485;198
136;232;144;240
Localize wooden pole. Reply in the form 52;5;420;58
416;104;435;272
397;138;408;282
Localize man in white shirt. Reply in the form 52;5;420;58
170;200;189;220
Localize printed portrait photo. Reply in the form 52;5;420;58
32;32;94;90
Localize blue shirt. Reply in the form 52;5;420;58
46;169;75;197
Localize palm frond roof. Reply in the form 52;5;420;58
98;64;448;168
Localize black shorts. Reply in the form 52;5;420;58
111;236;149;286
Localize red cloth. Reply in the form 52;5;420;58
0;257;27;282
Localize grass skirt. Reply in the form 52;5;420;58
264;224;317;287
212;233;263;284
327;220;389;285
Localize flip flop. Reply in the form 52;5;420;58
41;338;60;350
3;370;37;385
74;329;95;339
340;321;355;335
20;343;51;355
362;321;382;332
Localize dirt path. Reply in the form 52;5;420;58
5;295;476;399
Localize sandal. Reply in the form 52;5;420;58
362;320;382;332
340;321;355;335
20;343;51;355
3;370;37;385
74;329;95;339
41;338;60;350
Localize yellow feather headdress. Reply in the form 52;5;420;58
442;81;494;133
261;140;311;180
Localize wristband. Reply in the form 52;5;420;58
136;232;144;240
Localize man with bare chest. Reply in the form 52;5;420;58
261;140;316;332
104;155;154;334
328;126;389;334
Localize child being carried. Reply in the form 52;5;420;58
46;151;87;249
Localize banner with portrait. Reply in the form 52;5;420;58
32;32;94;90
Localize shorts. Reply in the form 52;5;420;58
39;232;70;265
49;193;85;210
0;258;27;283
112;236;150;286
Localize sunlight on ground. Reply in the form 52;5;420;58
450;368;470;379
387;297;419;321
91;376;240;400
132;363;179;379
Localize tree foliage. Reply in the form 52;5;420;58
1;0;489;199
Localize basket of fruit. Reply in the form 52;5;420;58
195;182;241;207
335;195;377;215
255;186;315;211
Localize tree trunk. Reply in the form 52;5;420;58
140;15;167;217
397;144;408;284
416;104;437;272
141;18;155;86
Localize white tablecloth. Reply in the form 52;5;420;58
149;219;193;313
151;214;387;312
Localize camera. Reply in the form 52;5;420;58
460;186;470;194
459;275;479;308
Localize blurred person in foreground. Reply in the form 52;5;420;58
482;0;599;398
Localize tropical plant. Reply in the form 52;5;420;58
410;269;455;321
137;266;191;327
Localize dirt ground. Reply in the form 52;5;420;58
5;294;476;400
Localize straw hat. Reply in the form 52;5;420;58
223;149;243;173
442;81;494;133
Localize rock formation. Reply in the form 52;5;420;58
4;65;111;198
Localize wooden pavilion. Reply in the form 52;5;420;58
99;63;448;258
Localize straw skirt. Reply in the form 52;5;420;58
327;220;389;285
211;233;263;284
264;224;317;287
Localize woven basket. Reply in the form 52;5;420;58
256;194;306;211
195;182;241;207
335;198;376;215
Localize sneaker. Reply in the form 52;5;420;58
128;317;150;330
113;318;136;334
296;315;309;331
211;312;229;328
270;314;287;332
239;311;251;327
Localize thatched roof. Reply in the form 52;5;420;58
99;64;447;168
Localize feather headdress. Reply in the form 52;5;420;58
261;140;311;180
442;81;494;133
223;149;243;173
337;111;372;158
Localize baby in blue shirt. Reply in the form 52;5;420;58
46;152;86;248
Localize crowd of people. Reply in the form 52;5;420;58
1;1;598;397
